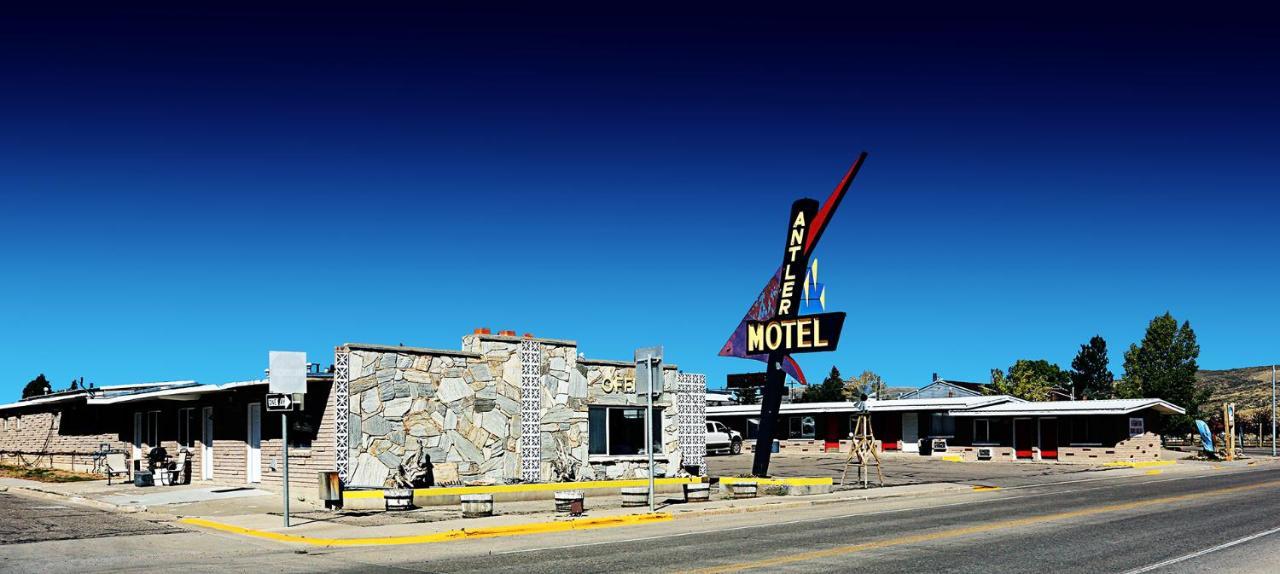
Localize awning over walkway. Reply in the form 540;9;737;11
948;398;1185;417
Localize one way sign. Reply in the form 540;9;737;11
266;393;297;412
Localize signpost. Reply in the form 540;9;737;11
635;345;663;512
269;351;306;528
719;153;867;477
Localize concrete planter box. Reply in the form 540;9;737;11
554;490;584;514
620;486;649;507
384;488;415;511
726;482;758;499
683;482;711;503
461;494;494;518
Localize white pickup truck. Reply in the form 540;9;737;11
706;421;743;455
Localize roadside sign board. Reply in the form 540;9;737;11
269;351;307;394
266;393;296;412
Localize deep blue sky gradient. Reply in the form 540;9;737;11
2;2;1278;397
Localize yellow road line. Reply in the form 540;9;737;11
343;477;702;499
686;479;1280;574
180;512;672;547
719;477;832;487
971;485;1000;491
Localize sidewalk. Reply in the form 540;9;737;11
175;481;973;546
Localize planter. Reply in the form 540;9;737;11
683;483;711;503
460;494;494;518
554;490;585;515
727;482;758;499
384;488;415;511
620;486;649;508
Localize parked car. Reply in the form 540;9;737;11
706;421;743;455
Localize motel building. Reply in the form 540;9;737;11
0;331;709;498
707;395;1184;463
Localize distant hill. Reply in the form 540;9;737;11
1196;366;1278;419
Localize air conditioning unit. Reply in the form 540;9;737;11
976;447;994;460
931;438;948;453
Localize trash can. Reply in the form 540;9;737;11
771;439;780;453
317;471;343;510
133;470;154;487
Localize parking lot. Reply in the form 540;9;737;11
707;451;1123;488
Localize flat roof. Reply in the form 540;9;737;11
706;395;1018;417
949;398;1185;417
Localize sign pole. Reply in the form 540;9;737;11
282;411;290;528
751;357;785;477
1272;365;1276;457
647;372;655;513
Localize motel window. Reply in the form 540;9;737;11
929;413;956;438
789;416;816;439
178;408;195;449
1071;417;1100;445
588;407;663;456
146;411;160;447
973;419;992;444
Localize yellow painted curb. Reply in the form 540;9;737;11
971;485;1000;491
343;477;703;500
1102;460;1175;469
939;455;963;463
179;512;672;547
719;477;833;487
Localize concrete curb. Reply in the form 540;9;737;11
179;512;673;546
2;483;148;513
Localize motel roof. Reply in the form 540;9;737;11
705;395;1019;417
948;398;1186;417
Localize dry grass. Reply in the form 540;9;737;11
0;463;101;483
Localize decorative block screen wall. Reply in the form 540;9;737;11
519;340;542;482
333;350;350;482
677;373;707;475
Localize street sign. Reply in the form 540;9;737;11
269;351;307;395
266;393;296;412
634;345;663;397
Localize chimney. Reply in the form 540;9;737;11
498;329;516;337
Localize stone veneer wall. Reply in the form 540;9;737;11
341;335;704;487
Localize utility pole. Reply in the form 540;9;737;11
1271;365;1276;457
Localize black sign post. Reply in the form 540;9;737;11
751;199;820;477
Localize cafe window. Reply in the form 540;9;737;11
178;408;195;449
973;419;992;443
588;406;663;456
789;416;816;439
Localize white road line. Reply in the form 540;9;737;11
1122;525;1280;574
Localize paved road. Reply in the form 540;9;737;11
708;451;1113;488
0;491;175;545
4;465;1279;572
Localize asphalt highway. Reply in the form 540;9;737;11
395;466;1280;573
4;465;1279;573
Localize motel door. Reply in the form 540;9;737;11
132;412;143;463
246;403;262;483
1039;418;1058;460
901;413;920;453
1014;418;1034;459
201;407;214;480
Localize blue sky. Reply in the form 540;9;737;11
2;3;1278;397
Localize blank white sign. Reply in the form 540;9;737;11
269;351;307;394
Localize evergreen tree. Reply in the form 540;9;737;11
1070;336;1115;399
798;366;847;403
21;374;52;399
1121;312;1209;434
988;360;1069;401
